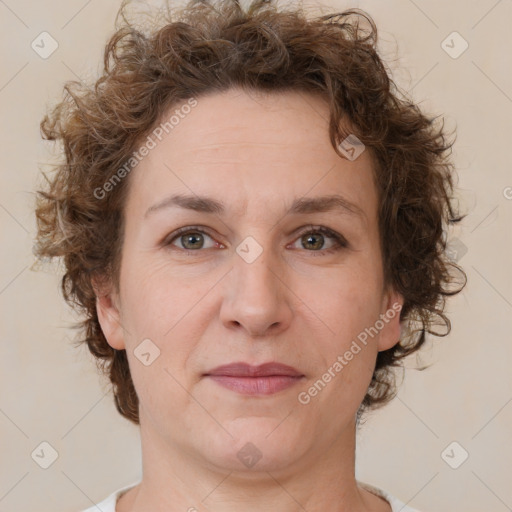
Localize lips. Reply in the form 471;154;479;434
205;362;303;378
204;362;304;396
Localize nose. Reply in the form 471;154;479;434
219;243;293;338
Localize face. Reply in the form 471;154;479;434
97;88;403;474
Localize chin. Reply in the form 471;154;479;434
201;417;308;473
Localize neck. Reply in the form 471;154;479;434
119;414;384;512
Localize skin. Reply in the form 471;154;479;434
96;87;403;512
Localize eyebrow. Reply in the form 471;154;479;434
144;193;366;222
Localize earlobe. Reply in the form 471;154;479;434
95;289;126;351
377;287;404;352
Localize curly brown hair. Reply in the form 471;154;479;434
34;0;466;425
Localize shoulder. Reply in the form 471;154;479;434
79;481;140;512
358;481;424;512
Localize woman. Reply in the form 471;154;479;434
34;1;466;511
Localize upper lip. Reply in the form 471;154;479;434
204;362;304;378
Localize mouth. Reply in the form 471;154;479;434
203;362;305;396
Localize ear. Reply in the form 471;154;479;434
93;277;126;350
377;286;404;352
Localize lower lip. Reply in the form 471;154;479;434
206;375;303;395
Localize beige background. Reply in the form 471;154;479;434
1;0;511;511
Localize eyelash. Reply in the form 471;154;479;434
163;225;349;256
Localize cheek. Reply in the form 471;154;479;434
297;264;384;391
117;257;212;389
300;282;380;408
118;256;206;336
309;264;383;337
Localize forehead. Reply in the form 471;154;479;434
127;88;378;220
158;88;346;162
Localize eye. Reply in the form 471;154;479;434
289;225;348;255
165;226;221;251
163;225;348;254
